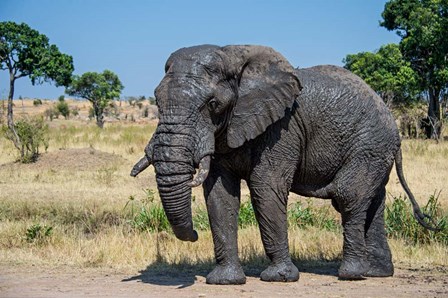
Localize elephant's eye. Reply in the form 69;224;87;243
207;98;219;112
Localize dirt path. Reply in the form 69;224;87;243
1;264;447;297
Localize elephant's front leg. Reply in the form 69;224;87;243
250;183;299;282
203;164;246;285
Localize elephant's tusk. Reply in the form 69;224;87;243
190;155;211;187
130;156;151;177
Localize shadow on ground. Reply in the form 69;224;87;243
121;254;340;288
121;259;211;288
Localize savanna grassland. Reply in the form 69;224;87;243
0;100;447;297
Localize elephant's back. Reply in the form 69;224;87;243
295;65;398;134
295;65;384;110
293;65;400;184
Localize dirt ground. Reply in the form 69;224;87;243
1;264;447;298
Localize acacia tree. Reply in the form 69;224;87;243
0;21;74;155
66;70;123;128
381;0;448;139
344;43;419;106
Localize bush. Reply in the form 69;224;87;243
121;189;447;246
56;100;70;119
1;116;49;163
288;200;339;232
239;199;257;228
44;107;60;121
193;208;210;230
385;193;447;245
25;223;53;244
125;190;216;233
33;99;42;106
125;190;170;232
71;106;79;117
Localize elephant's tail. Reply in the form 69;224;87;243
395;148;440;231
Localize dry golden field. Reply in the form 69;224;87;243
0;100;447;297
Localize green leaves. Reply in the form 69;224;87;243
343;43;419;104
380;0;448;137
385;193;448;245
66;70;124;106
1;116;49;163
0;21;74;86
25;224;53;244
66;70;124;127
1;21;74;160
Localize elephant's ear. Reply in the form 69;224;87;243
222;45;302;148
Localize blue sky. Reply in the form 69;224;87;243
1;0;399;100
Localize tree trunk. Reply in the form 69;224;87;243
7;73;22;156
427;88;441;139
414;118;419;139
92;100;104;128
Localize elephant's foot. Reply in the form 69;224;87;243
364;258;394;277
338;258;369;280
363;245;394;277
260;261;299;282
364;265;394;277
206;264;246;285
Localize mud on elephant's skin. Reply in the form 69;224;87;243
131;45;438;284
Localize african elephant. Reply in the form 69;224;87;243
131;45;436;284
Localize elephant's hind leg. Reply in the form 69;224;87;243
250;183;299;282
333;164;372;280
338;205;370;280
364;187;394;277
335;158;394;280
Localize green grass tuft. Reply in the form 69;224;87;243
288;200;340;232
385;192;448;245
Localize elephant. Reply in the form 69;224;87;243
131;45;437;284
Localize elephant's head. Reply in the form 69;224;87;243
131;45;301;242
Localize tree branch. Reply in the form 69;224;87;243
14;72;28;80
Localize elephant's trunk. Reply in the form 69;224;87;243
154;141;198;241
147;111;214;242
155;162;198;241
156;170;198;242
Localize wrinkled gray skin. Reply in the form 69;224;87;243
131;45;436;284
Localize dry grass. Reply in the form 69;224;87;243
0;100;447;274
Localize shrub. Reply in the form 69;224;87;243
193;208;210;230
71;106;79;117
239;199;257;228
44;107;60;121
1;116;49;163
121;189;447;246
25;223;53;244
33;99;42;106
56;100;70;119
125;190;170;232
288;200;339;232
385;192;447;245
125;189;211;233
